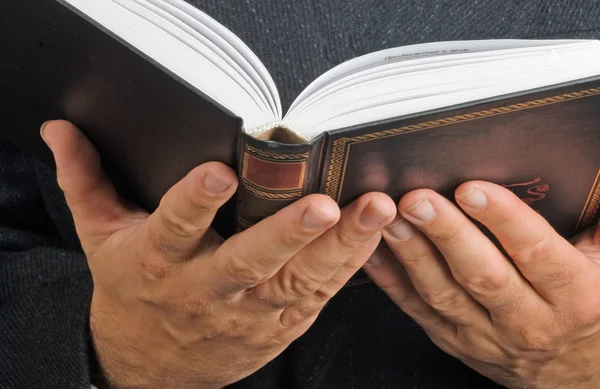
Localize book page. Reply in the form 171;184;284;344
284;40;600;139
63;0;280;130
120;0;271;117
286;48;536;123
157;0;281;118
288;40;584;114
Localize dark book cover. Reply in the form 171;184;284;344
323;80;600;238
0;0;242;236
3;0;600;248
237;79;600;240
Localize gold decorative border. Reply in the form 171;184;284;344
236;217;253;231
241;179;302;199
325;87;600;202
575;169;600;232
244;144;308;161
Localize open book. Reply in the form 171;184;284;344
2;0;600;241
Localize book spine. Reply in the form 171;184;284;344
235;131;325;232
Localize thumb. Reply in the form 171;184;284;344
41;120;134;247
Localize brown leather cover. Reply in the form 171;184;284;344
239;79;600;241
0;0;242;238
321;78;600;239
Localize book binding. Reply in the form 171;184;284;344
236;130;325;231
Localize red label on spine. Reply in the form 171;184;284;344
242;152;306;190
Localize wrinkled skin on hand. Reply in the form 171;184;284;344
366;182;600;389
42;120;396;389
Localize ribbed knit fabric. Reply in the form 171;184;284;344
1;1;599;388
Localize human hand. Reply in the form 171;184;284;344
41;120;397;389
364;181;600;389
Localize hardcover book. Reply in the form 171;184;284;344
2;0;600;244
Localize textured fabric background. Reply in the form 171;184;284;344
189;0;600;111
1;1;599;388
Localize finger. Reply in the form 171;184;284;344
454;181;596;306
143;162;238;260
255;192;396;308
397;189;542;319
362;245;456;337
570;225;600;266
209;194;340;295
41;120;130;246
278;235;382;327
381;217;490;327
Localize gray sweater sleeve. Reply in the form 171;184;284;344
0;136;95;389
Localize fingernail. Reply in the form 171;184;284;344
40;121;52;148
302;206;334;229
360;200;392;229
404;198;436;223
204;172;232;193
386;217;414;241
457;188;488;209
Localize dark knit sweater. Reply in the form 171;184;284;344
1;1;599;388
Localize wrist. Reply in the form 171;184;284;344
90;299;220;389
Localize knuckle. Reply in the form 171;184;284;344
279;303;323;327
333;225;364;249
197;321;228;341
172;309;246;343
254;284;290;309
253;284;273;301
424;317;458;345
250;329;287;351
273;226;309;250
400;248;433;266
544;262;578;289
463;270;509;296
292;301;324;319
570;308;599;328
146;224;180;257
159;206;199;239
570;294;600;325
284;265;323;297
313;285;336;302
220;314;246;337
179;297;211;320
459;331;503;364
511;235;552;265
512;237;583;287
518;325;554;351
553;269;578;289
140;254;171;280
429;224;461;243
226;255;267;286
393;291;420;308
423;289;465;315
